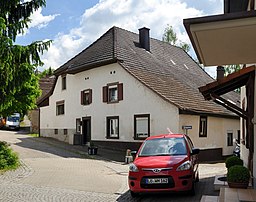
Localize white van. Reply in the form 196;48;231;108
5;113;20;130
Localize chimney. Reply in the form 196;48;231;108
224;0;249;13
217;66;225;80
139;27;150;51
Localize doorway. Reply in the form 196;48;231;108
82;117;91;145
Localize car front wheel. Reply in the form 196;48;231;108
130;190;139;198
189;181;195;196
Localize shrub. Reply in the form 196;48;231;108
225;156;243;169
227;165;250;183
0;141;19;170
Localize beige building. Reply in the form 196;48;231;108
38;26;240;161
184;0;256;186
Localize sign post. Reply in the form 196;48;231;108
182;125;192;135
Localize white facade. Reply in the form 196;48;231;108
40;62;240;158
40;63;179;143
179;114;240;156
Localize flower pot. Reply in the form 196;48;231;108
228;181;249;189
88;147;98;155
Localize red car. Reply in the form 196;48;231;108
128;134;200;197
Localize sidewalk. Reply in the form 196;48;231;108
33;136;128;163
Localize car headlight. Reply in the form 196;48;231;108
129;163;139;172
176;161;192;171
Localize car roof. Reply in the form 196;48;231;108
145;134;186;140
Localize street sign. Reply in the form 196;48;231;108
182;125;192;130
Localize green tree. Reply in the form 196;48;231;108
224;64;241;76
37;67;55;78
162;25;190;52
0;0;51;117
224;64;241;93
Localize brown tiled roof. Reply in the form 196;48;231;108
53;26;240;117
37;76;55;105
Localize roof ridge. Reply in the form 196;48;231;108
54;26;117;75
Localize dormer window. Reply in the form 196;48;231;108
103;82;123;103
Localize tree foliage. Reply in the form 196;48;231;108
0;0;51;117
224;64;241;93
224;64;241;76
162;25;190;52
37;67;54;78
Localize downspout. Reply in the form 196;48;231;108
38;107;40;137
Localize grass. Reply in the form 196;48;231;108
28;133;39;138
0;141;20;173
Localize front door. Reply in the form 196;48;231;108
82;117;91;145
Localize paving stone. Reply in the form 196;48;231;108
0;130;226;202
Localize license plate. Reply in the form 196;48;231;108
146;178;168;184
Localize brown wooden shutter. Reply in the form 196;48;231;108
118;83;123;101
88;89;92;104
81;91;84;105
103;86;108;102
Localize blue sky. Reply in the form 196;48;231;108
16;0;223;77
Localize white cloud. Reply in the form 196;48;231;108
41;0;221;73
21;8;59;36
29;8;60;29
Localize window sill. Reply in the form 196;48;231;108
134;137;148;140
106;136;119;139
107;100;119;104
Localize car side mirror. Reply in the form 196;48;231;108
130;151;137;160
191;148;200;155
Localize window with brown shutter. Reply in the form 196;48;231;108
118;83;123;101
103;86;108;102
103;82;123;103
81;89;92;105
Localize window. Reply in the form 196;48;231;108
62;75;66;90
54;129;58;134
76;118;81;133
237;130;240;144
64;129;68;135
199;116;207;137
134;114;150;140
56;100;65;115
103;83;123;103
81;89;92;105
109;85;118;102
106;116;119;139
227;132;233;146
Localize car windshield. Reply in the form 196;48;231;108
7;116;19;122
138;137;187;156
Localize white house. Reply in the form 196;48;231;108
38;26;240;161
184;0;256;186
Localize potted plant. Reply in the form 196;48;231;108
88;141;98;155
227;165;250;189
225;156;243;169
